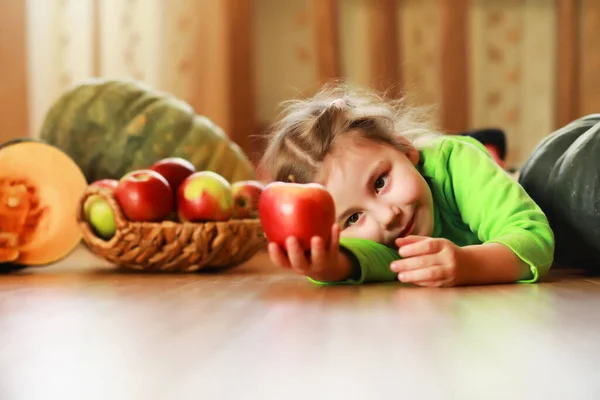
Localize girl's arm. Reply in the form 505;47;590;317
460;242;532;285
307;237;401;285
266;224;399;284
389;235;534;287
435;136;555;283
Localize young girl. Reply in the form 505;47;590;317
259;84;555;287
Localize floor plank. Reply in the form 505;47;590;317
0;245;599;399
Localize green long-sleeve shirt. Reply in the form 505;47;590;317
312;135;555;285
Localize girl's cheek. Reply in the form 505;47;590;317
392;173;422;201
343;221;363;237
350;219;383;243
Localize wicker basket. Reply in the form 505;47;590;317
77;186;266;272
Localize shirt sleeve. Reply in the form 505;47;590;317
440;137;555;283
308;237;400;285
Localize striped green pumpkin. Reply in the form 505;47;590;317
40;78;256;184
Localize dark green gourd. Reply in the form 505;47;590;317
39;78;256;184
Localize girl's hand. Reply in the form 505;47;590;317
391;235;464;287
267;223;351;282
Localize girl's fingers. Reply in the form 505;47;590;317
329;223;341;251
396;265;445;283
413;280;450;288
286;236;310;274
394;235;426;248
397;238;439;258
268;242;291;269
390;254;439;273
270;229;340;276
310;236;326;271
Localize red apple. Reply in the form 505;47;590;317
114;169;174;222
90;179;118;191
258;181;336;251
231;180;265;219
177;170;233;222
149;157;196;198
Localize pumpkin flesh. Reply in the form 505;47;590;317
0;140;87;266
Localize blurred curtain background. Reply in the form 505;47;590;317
1;0;598;170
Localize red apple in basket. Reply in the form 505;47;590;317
149;157;196;200
258;181;336;251
90;179;118;191
231;180;265;219
177;171;234;222
114;169;174;222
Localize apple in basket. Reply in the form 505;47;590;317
84;179;119;238
258;181;336;251
149;157;196;200
231;180;265;219
114;169;174;222
177;171;234;222
89;179;119;191
84;195;117;239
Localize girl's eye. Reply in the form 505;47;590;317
375;173;388;192
345;212;362;228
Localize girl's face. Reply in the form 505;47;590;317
321;133;434;248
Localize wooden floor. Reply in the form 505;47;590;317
1;245;600;400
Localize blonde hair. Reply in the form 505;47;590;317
259;82;439;183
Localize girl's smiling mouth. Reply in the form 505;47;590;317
397;212;416;239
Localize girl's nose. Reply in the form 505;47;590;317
375;205;401;229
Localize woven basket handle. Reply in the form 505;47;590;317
77;185;128;248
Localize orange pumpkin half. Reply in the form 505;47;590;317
0;138;87;269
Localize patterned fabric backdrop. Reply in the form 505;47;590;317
468;0;556;166
26;0;200;139
252;0;559;168
12;0;582;169
26;0;96;139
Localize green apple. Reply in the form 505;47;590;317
84;195;116;239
